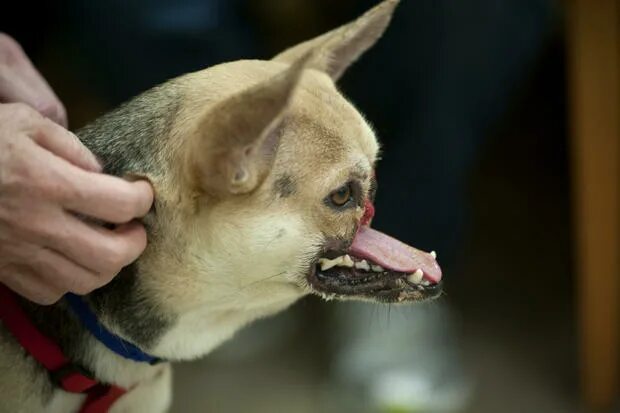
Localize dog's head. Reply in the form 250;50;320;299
85;0;442;357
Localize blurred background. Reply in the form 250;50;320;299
3;0;619;412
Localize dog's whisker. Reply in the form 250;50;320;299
237;271;287;291
371;303;380;328
205;271;290;307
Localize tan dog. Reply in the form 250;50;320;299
0;1;442;411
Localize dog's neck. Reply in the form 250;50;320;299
18;258;300;387
19;265;168;388
87;262;175;353
64;293;161;364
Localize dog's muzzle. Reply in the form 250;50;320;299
307;226;443;303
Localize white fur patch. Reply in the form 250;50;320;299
150;211;318;359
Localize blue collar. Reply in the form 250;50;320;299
65;293;162;365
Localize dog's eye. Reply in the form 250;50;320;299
329;184;353;207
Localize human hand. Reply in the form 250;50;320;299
0;33;67;127
0;103;154;304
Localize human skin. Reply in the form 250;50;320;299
0;33;154;304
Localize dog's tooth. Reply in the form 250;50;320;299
407;269;424;284
430;250;437;259
319;258;339;271
371;264;384;272
320;255;356;270
332;256;345;266
340;255;354;268
422;280;430;286
355;260;370;271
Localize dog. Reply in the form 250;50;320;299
0;1;442;411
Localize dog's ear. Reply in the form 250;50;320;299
273;0;399;81
187;54;311;196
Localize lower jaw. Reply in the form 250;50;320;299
308;271;443;303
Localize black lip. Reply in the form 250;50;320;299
308;260;443;303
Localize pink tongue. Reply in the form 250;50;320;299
349;226;442;284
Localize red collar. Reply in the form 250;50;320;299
0;284;127;413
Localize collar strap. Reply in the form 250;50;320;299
0;284;127;413
64;293;162;365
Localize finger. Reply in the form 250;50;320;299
15;142;151;224
113;221;149;262
14;59;67;127
54;163;153;223
39;216;148;276
0;71;44;108
0;33;67;126
1;266;64;305
1;241;102;295
0;75;66;127
25;246;104;295
29;117;101;172
36;97;67;128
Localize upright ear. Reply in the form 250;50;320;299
187;54;311;196
273;0;399;81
